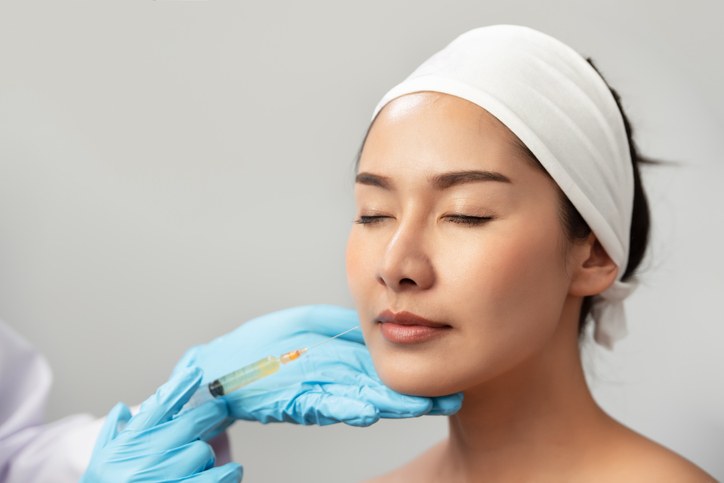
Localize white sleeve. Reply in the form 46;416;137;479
0;320;103;483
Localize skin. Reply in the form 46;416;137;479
346;93;715;482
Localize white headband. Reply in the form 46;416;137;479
371;25;636;349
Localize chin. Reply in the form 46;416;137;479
372;354;466;398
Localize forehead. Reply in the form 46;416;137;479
360;92;530;177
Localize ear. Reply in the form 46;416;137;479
568;234;619;297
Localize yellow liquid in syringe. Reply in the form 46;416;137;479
180;326;359;413
210;349;304;397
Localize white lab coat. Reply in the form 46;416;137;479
0;320;103;482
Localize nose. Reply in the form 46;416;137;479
375;220;435;292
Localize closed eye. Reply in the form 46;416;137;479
355;215;390;225
445;215;493;226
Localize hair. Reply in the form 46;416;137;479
353;57;653;338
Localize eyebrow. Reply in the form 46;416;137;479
355;172;394;190
355;170;511;191
431;170;511;189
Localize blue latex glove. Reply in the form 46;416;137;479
80;367;243;483
173;305;463;427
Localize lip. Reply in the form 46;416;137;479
376;310;451;343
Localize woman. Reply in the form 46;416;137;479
345;25;715;481
80;24;715;481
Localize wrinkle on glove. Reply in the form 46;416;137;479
371;25;637;349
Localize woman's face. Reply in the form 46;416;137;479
346;92;577;397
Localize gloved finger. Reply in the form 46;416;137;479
125;366;203;432
285;392;380;426
199;416;234;442
428;392;464;415
152;398;229;448
152;440;217;477
93;402;132;451
171;345;203;377
309;380;434;418
179;463;243;483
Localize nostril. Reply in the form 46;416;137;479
400;278;416;286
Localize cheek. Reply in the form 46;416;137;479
431;217;570;383
461;224;568;322
346;231;388;380
345;229;373;304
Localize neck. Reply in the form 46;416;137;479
440;298;612;481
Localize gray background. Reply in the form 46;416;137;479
1;0;722;481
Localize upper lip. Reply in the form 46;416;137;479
376;310;450;328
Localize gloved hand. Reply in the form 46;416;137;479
80;366;243;483
173;305;463;427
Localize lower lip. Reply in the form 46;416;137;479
380;322;450;343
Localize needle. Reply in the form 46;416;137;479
305;326;360;352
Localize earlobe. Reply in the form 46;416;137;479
569;236;619;297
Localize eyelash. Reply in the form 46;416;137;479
445;215;493;226
355;216;387;225
354;215;493;226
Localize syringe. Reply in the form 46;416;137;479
180;326;360;413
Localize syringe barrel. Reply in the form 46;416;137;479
216;355;281;395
